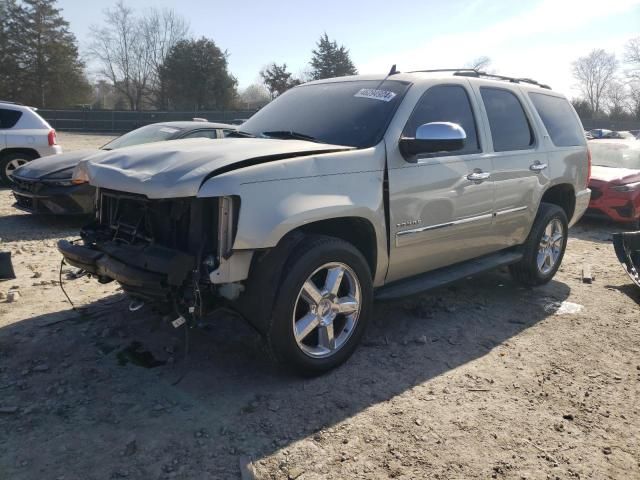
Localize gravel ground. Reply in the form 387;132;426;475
0;133;638;480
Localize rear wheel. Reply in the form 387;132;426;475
266;235;373;376
0;152;37;185
510;203;568;286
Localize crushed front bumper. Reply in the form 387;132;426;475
58;240;196;300
12;177;95;215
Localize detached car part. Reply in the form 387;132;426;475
612;231;640;288
0;252;16;280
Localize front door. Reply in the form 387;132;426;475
386;83;496;283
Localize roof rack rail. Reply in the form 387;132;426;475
407;68;552;90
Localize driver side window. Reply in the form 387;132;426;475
404;85;480;155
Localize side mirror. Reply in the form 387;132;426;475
399;122;466;160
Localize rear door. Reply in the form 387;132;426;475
386;82;496;282
471;84;549;248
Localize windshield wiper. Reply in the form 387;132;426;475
261;130;324;143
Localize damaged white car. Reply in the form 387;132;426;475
59;69;590;374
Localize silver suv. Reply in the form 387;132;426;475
0;101;61;185
59;69;590;375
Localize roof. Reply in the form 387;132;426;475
303;69;554;92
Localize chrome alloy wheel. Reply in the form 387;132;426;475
292;262;362;358
537;218;564;275
5;158;28;180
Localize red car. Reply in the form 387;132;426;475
587;140;640;229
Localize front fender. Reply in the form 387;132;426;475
197;146;389;285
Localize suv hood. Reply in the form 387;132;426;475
75;138;352;198
14;149;100;179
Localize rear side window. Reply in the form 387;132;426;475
529;93;584;147
0;108;22;129
181;129;218;139
480;88;534;152
404;84;480;155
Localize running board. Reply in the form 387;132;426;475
375;250;523;301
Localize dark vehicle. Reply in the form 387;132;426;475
11;121;235;215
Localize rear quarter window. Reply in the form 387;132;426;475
528;93;585;147
0;108;23;129
480;87;534;152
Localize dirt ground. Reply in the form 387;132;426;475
0;132;638;480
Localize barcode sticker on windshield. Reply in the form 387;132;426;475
354;89;397;102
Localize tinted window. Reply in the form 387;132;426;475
241;80;410;148
529;93;584;147
102;124;183;150
0;108;22;129
403;85;480;155
181;129;218;139
481;88;534;151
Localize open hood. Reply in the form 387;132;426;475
74;138;352;199
14;149;100;179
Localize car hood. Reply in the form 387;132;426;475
75;138;353;198
590;165;640;185
14;149;100;179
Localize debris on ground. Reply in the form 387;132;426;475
582;264;594;283
544;300;584;315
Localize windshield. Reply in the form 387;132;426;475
590;141;640;169
240;80;410;148
102;124;183;150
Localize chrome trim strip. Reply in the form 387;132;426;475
495;206;528;217
395;213;493;247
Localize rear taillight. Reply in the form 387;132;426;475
586;148;591;187
48;129;57;146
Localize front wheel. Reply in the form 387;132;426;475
267;235;373;376
510;203;568;286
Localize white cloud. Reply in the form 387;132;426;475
358;0;640;96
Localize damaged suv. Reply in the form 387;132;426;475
59;69;590;374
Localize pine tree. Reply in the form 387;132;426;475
159;37;238;110
260;63;300;99
0;0;90;107
0;0;24;100
309;33;357;80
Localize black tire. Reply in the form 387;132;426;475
266;235;373;376
0;152;38;186
509;203;568;286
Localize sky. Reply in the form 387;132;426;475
57;0;640;98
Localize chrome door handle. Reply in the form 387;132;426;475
530;162;548;172
467;171;491;182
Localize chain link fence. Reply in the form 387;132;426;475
38;109;258;132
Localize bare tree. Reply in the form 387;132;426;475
624;37;640;71
89;1;188;110
572;49;618;116
466;56;492;71
629;84;640;120
606;81;630;120
140;8;189;108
